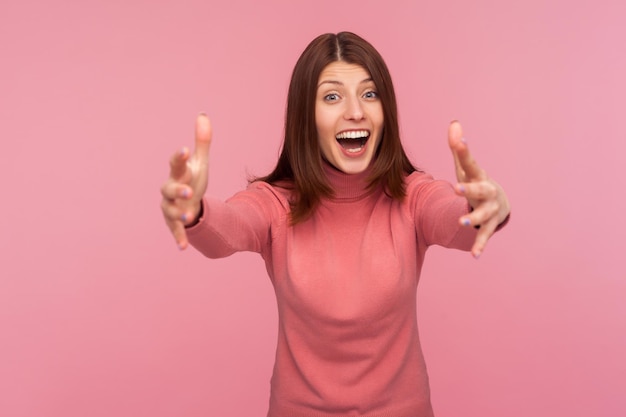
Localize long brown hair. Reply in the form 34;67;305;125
255;32;418;224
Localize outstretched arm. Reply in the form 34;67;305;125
448;121;511;258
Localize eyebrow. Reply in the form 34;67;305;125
317;78;374;88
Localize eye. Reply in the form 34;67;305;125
324;93;340;102
363;90;378;99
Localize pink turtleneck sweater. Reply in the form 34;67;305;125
187;164;478;417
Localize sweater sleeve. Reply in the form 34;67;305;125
185;182;289;259
408;172;478;251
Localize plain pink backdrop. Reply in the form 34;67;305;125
1;0;624;416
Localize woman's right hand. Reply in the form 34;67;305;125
161;114;212;250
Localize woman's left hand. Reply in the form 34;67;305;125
448;121;511;258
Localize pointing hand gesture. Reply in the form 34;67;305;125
161;114;212;250
448;121;510;258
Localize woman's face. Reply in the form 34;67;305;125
315;61;384;174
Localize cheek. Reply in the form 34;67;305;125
317;133;334;159
374;105;384;126
315;108;333;133
315;110;336;145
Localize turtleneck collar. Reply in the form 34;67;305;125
322;160;379;201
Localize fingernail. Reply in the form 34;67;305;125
180;147;188;157
462;218;471;227
457;184;466;193
181;188;189;198
181;212;188;222
177;241;186;251
473;251;481;259
461;137;467;143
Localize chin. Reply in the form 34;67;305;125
334;157;373;174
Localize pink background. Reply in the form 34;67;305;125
1;0;624;416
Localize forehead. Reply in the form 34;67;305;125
318;61;372;85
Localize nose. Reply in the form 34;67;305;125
344;96;364;121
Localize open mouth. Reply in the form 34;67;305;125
336;130;370;153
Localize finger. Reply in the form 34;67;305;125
161;204;191;250
161;181;193;201
448;121;485;182
161;200;193;224
170;219;189;250
470;217;499;258
459;200;499;227
454;181;497;201
169;147;190;180
447;120;465;181
193;114;213;166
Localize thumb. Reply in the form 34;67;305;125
194;113;212;164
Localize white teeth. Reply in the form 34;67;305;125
345;146;363;153
335;130;369;139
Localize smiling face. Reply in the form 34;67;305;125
315;61;384;174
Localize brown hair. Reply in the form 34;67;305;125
255;31;418;224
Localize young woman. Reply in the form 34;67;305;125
161;32;510;417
